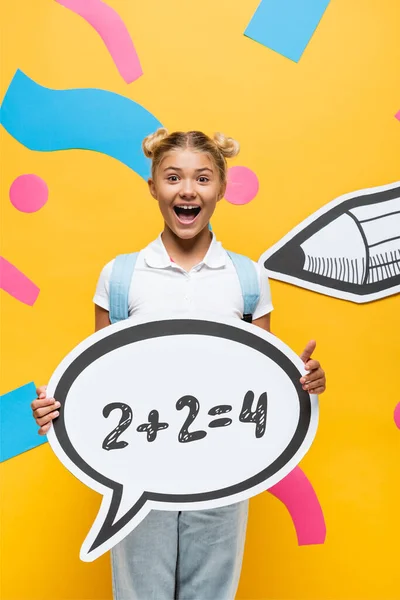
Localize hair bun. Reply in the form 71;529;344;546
213;132;240;158
142;128;169;158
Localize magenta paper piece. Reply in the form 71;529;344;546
268;466;326;545
395;110;400;122
55;0;143;83
0;257;40;306
394;403;400;429
9;174;48;213
225;166;259;205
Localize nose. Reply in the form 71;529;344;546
179;179;197;199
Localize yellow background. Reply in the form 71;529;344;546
1;0;400;598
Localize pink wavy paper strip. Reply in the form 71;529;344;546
55;0;143;83
0;257;40;306
268;466;326;545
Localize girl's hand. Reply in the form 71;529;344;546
299;341;326;395
31;385;61;435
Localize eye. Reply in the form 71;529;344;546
167;175;179;182
198;176;209;183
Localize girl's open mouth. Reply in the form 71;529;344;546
173;205;201;225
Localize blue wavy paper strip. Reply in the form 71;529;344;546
0;70;162;180
0;382;47;462
245;0;331;62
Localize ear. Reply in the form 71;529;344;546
217;182;227;201
148;178;158;200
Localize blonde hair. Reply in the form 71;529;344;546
142;128;240;184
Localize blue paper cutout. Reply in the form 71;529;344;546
244;0;331;62
0;382;47;462
0;70;163;180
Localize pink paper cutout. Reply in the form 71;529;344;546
268;466;326;545
225;166;259;205
0;257;40;306
55;0;143;83
394;403;400;429
395;110;400;122
9;174;48;213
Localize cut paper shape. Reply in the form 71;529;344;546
394;403;400;429
395;110;400;122
55;0;142;84
46;315;318;560
0;256;40;305
244;0;331;63
0;382;47;462
259;181;400;303
268;466;326;545
9;174;48;213
0;70;162;180
225;166;259;205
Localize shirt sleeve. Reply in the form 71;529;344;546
252;261;273;320
93;259;115;311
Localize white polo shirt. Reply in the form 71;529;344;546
93;234;273;321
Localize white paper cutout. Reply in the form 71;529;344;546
47;315;318;561
259;181;400;303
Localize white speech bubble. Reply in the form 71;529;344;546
47;315;318;561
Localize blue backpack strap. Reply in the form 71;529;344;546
109;253;139;324
226;251;260;323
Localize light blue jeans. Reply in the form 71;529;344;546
111;501;249;600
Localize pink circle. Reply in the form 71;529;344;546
394;403;400;429
225;166;259;205
9;174;48;213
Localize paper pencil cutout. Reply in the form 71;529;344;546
259;181;400;303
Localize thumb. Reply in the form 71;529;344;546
300;340;316;365
36;384;47;398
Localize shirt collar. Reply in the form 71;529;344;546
143;233;227;270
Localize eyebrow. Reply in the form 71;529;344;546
163;166;214;173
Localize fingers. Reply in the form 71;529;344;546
31;395;60;431
300;367;326;394
31;396;57;412
299;342;326;394
36;410;59;427
302;377;325;392
33;401;61;419
303;359;320;372
300;367;323;384
299;340;316;364
38;422;53;436
310;386;325;395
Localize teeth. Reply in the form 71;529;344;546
177;205;199;210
